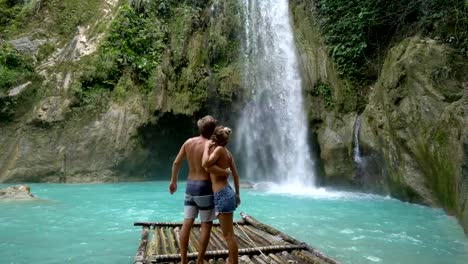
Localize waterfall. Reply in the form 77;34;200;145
235;0;315;187
353;115;362;164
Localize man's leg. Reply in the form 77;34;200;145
180;218;195;264
218;213;238;264
197;221;213;264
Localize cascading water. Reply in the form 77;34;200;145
353;115;362;164
235;0;315;187
353;114;366;186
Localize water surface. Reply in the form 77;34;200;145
0;182;467;264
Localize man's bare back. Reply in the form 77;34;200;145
184;136;211;181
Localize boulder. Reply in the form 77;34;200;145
316;112;356;185
0;185;36;200
239;180;254;189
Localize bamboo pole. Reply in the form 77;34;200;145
267;252;284;263
133;226;150;264
292;250;329;264
146;228;157;256
167;227;177;253
232;226;254;248
134;220;245;227
174;226;181;253
190;227;201;253
187;230;197;253
242;224;277;246
147;245;307;262
154;227;162;254
210;226;228;249
239;255;255;264
240;212;339;264
252;254;269;264
158;227;170;254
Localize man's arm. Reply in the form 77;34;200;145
202;141;230;176
202;141;229;176
206;164;230;176
202;141;218;168
170;142;186;194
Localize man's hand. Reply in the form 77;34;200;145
169;182;177;194
205;140;216;148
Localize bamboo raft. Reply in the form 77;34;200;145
133;212;339;264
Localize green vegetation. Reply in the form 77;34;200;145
1;0;101;40
36;41;55;62
2;0;242;114
0;42;41;122
0;0;23;35
209;1;242;102
78;3;165;97
0;42;35;96
315;0;468;84
76;0;241;112
307;81;334;108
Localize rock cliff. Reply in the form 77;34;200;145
0;0;243;182
290;0;468;232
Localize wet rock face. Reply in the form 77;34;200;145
0;96;148;183
292;5;468;231
316;113;356;185
0;0;243;183
0;185;36;200
10;36;47;55
30;96;71;125
360;37;468;232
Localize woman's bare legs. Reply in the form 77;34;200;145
218;213;238;264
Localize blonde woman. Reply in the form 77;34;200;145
202;126;240;264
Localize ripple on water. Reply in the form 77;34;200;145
366;256;382;262
389;232;422;244
340;228;355;234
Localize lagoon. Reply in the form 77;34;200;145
0;182;467;264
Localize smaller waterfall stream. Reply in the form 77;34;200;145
353;115;364;185
353;115;362;164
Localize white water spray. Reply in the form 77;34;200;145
235;0;315;187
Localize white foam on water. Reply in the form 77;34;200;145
251;181;386;200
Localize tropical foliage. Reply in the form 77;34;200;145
316;0;468;83
78;4;166;94
0;43;34;96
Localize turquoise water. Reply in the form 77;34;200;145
0;182;467;264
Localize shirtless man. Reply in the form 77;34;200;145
202;126;240;264
169;115;229;264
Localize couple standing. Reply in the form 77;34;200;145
169;115;241;264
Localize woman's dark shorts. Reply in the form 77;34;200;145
214;185;237;214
